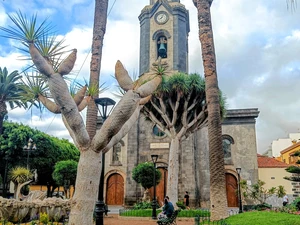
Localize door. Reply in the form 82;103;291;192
106;173;124;205
225;173;238;207
149;167;168;206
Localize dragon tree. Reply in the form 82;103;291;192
141;72;225;204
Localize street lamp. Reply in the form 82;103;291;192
23;138;37;169
151;154;159;220
94;97;116;225
236;167;243;213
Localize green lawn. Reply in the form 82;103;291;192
224;211;300;225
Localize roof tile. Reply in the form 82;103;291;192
257;154;289;168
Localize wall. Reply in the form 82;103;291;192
258;168;293;194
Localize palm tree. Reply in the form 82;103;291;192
0;6;162;225
0;67;25;134
85;0;109;139
193;0;228;220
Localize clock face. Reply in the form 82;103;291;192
155;11;169;24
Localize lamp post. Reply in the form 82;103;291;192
236;167;243;213
23;138;37;170
151;154;158;220
94;97;116;225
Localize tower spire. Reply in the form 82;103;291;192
150;0;180;6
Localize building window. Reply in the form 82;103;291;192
111;142;122;166
222;135;234;165
157;36;167;58
152;125;165;137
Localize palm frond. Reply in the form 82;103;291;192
20;71;50;112
0;67;25;109
0;11;53;43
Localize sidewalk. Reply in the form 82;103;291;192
104;214;195;225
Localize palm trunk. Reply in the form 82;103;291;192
195;0;228;220
166;137;180;204
0;101;7;134
68;149;101;225
86;0;108;139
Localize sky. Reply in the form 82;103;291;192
0;0;300;154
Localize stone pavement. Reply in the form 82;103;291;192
104;214;195;225
105;205;194;225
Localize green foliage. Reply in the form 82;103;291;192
240;179;286;204
52;160;78;186
20;71;49;112
9;167;32;184
39;212;49;224
284;166;300;181
0;67;26;127
285;166;300;173
132;162;161;189
0;121;79;194
284;151;300;181
133;201;155;210
143;72;226;136
288;197;300;211
176;201;186;210
0;11;52;43
277;185;286;198
120;209;160;217
253;203;272;211
224;211;300;225
120;209;209;218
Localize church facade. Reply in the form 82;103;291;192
102;0;259;208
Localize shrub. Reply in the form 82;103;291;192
39;212;49;224
176;201;186;210
133;201;152;209
253;203;272;211
290;197;300;211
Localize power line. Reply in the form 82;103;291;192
46;0;118;131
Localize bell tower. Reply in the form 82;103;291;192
139;0;190;76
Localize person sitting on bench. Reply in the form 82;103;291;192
158;197;174;219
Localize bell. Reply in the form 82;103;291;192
158;42;166;54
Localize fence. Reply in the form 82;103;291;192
194;208;240;225
194;214;231;225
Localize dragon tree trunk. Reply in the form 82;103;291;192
166;137;180;205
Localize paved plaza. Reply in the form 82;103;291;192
104;215;194;225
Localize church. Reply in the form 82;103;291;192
101;0;259;208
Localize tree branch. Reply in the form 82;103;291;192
143;105;171;137
151;98;172;128
102;105;142;153
171;92;181;127
48;73;90;147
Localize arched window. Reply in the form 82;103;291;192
222;135;234;164
152;125;166;137
157;36;167;58
152;29;171;59
112;141;124;166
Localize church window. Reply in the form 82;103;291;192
222;135;234;164
157;36;167;58
112;142;122;165
152;125;165;137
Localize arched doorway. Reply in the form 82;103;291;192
149;167;168;206
106;173;124;205
225;173;238;207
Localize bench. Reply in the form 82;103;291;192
157;209;180;225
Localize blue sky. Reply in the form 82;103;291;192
0;0;300;153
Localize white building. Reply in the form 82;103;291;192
271;133;300;157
